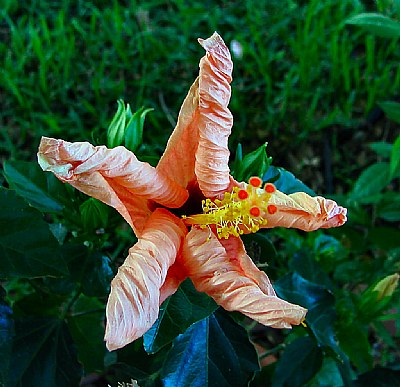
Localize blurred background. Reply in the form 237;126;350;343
1;0;399;386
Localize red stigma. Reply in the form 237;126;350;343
264;183;276;193
267;205;277;214
238;189;249;200
250;206;261;217
249;176;262;188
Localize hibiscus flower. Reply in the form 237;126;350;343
38;32;347;351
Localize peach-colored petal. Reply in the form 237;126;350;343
104;209;187;351
182;227;307;328
157;32;234;196
157;79;200;189
264;190;348;231
159;259;188;305
219;236;276;296
38;137;189;234
195;32;233;198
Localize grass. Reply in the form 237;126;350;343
1;0;399;187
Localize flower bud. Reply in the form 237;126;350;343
373;273;399;300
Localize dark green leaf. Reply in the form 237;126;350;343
272;336;323;387
0;188;68;279
233;143;272;182
161;309;259;387
144;279;217;354
65;245;113;297
67;295;105;373
369;227;400;250
241;232;277;263
3;160;66;213
274;273;352;383
307;357;344;387
336;323;372;372
378;101;400;124
9;318;82;386
354;367;400;386
80;197;109;230
390;135;400;179
333;259;374;285
263;166;315;195
313;234;348;272
349;162;391;203
346;13;400;38
376;192;400;221
289;250;334;290
369;142;392;158
0;286;14;386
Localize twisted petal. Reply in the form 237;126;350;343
265;190;347;231
105;209;187;351
195;33;233;197
182;228;306;328
38;137;189;234
158;32;233;196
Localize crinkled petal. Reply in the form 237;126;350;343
104;209;187;351
195;32;233;197
264;190;347;231
157;32;234;197
38;137;189;234
219;236;276;296
182;228;306;328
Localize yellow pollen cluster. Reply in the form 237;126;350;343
182;179;276;239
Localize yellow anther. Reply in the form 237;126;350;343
182;183;277;239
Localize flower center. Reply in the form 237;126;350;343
182;178;277;239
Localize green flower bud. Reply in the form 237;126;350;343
372;273;399;300
107;100;126;148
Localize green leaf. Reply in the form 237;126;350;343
263;166;315;195
125;106;153;153
0;286;14;386
349;162;391;203
67;295;105;373
378;101;400;124
8;318;82;386
272;336;323;387
233;143;272;182
0;188;68;279
369;142;392;158
64;244;113;297
376;192;400;221
241;232;277;264
336;323;372;372
369;227;400;250
346;13;400;38
307;357;344;387
161;309;259;386
390;135;400;179
3;160;66;213
354;367;400;386
289;250;334;290
80;197;109;230
274;273;352;384
143;279;217;354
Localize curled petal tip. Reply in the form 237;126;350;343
265;190;348;231
320;198;347;227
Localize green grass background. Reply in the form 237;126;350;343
1;0;399;191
